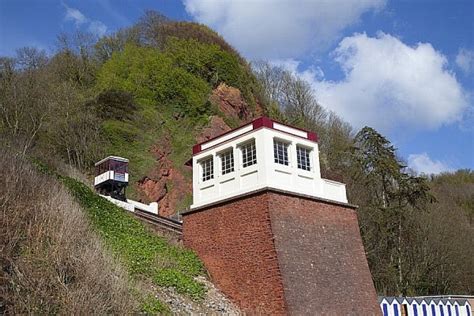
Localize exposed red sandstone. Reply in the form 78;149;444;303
196;116;232;144
136;137;191;217
209;83;252;122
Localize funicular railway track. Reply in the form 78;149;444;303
133;209;183;235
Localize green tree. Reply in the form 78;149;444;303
352;126;432;295
164;37;256;105
96;44;211;118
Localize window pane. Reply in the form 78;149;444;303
297;146;311;171
201;157;214;182
220;149;234;175
240;140;257;168
274;140;289;166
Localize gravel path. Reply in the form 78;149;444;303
152;276;241;315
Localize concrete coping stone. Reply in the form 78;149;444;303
182;186;358;216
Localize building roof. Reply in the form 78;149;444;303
94;156;129;166
192;116;318;155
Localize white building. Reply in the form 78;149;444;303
94;156;159;215
191;117;348;209
94;156;130;187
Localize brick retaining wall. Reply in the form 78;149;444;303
183;189;380;315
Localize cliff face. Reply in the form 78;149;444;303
135;84;256;216
209;83;252;122
137;136;192;217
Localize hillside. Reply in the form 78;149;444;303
0;148;241;314
0;10;472;311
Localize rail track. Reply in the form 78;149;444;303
134;209;183;235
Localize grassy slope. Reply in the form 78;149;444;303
1;152;138;314
60;176;206;302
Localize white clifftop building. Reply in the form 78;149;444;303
191;117;348;209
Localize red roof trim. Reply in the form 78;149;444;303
307;131;318;142
192;144;201;155
252;116;273;129
193;116;318;155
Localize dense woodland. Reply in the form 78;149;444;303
1;11;472;309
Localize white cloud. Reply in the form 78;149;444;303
268;58;301;73
456;48;474;75
408;153;453;175
183;0;386;59
65;7;87;26
302;32;469;132
63;4;107;37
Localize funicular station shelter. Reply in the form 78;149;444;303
94;156;129;201
190;116;347;208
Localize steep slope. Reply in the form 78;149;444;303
0;148;241;314
0;150;137;314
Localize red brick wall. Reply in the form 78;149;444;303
182;192;288;315
183;189;380;315
267;191;380;315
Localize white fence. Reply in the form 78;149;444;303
99;195;158;214
380;296;473;316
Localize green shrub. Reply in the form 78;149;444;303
159;21;245;64
86;89;138;121
97;44;211;118
153;269;205;299
141;294;170;315
164;37;255;100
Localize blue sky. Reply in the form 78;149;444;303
1;0;473;174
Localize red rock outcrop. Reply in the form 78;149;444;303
196;116;231;144
136;136;191;217
209;83;251;122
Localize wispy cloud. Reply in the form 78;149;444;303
96;0;130;26
62;3;107;37
408;153;453;175
456;48;474;75
65;6;87;26
88;21;107;37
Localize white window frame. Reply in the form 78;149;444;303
200;156;214;182
239;139;257;168
273;139;290;166
219;148;235;175
296;145;312;171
